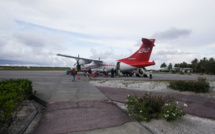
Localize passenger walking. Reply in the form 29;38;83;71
150;70;153;79
88;68;92;80
71;68;76;82
111;68;114;78
103;67;106;77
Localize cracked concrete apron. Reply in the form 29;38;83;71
34;101;133;134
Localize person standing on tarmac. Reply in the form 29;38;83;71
88;68;92;80
71;68;76;82
75;68;77;75
111;68;114;78
150;70;153;79
118;69;120;77
103;67;106;77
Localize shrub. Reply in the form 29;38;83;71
0;79;33;126
169;81;210;93
172;71;176;74
160;101;186;121
125;93;186;122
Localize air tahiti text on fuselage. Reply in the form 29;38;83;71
128;58;136;60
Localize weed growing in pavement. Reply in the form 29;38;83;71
122;83;129;87
160;101;186;121
125;92;187;122
98;80;107;84
0;79;34;128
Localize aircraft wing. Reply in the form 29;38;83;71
57;54;102;63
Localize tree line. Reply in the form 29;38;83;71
160;57;215;74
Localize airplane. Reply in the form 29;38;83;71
57;38;155;77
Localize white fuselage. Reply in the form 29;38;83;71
75;61;136;72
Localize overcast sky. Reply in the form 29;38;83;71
0;0;215;69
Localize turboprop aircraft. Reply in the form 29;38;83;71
57;38;155;77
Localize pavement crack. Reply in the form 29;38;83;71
138;122;156;134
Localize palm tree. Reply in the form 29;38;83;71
168;63;173;70
191;58;198;72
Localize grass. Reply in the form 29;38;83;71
0;79;34;129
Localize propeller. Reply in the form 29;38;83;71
76;55;81;71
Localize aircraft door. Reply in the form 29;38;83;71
116;62;120;70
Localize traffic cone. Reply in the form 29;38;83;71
78;73;80;79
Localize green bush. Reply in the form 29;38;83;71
172;71;176;74
160;101;186;121
125;93;186;122
0;79;33;126
169;81;210;93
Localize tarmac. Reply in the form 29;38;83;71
0;71;215;134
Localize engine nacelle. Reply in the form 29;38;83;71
73;60;91;71
79;60;87;65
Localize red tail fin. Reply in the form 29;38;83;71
118;38;155;62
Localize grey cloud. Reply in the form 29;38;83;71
13;31;64;55
156;50;190;55
89;48;114;60
14;32;46;47
0;37;6;47
0;52;73;67
0;31;68;66
135;39;143;46
89;47;133;61
152;27;191;40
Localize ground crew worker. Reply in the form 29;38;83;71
118;69;120;77
150;70;153;79
66;69;68;75
140;69;143;74
75;68;77;74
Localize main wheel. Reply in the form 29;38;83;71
136;74;140;77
